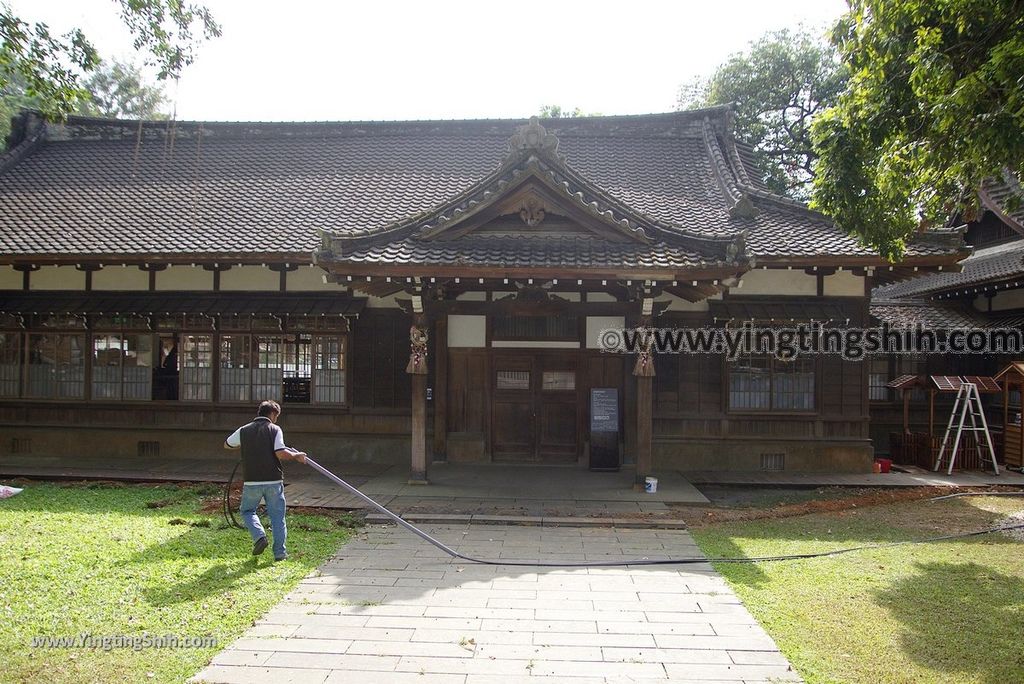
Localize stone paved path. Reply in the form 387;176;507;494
192;523;799;683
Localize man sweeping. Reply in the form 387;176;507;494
224;400;306;561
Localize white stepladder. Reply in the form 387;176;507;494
932;382;1000;475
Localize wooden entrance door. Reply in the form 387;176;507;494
491;352;578;463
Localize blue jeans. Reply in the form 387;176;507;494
240;482;287;559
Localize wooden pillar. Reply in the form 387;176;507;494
432;315;448;461
407;313;429;484
635;375;653;490
633;315;655;491
410;374;428;483
929;389;936;438
902;389;911;434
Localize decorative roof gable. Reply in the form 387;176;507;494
318;118;749;275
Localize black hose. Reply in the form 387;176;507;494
302;457;1024;568
930;491;1024;501
222;459;243;529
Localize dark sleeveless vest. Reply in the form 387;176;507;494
239;416;283;482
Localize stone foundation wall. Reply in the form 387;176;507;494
0;425;412;467
653;438;875;473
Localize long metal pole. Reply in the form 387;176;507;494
304;457;464;559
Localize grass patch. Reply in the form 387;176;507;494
0;481;353;683
691;495;1024;684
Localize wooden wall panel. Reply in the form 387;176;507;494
447;350;488;434
351;309;409;410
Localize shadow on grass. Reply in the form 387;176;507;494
142;558;264;605
875;561;1024;684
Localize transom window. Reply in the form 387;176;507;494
491;315;578;341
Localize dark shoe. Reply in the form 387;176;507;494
274;554;288;562
252;537;268;556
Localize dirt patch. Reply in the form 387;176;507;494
678;485;1024;528
677;486;954;528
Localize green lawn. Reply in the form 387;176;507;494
0;481;354;684
691;494;1024;684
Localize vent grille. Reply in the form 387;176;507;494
760;452;785;471
138;441;160;458
11;438;31;454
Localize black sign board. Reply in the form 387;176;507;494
590;388;619;433
589;388;620;471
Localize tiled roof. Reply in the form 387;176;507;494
979;172;1024;234
340;234;713;271
870;300;985;329
0;109;962;265
872;240;1024;299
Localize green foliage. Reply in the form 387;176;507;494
0;482;351;683
537;104;601;119
679;28;848;200
0;10;99;121
75;59;169;119
0;1;218;145
810;0;1024;259
116;0;221;80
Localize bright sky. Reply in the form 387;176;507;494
13;0;848;122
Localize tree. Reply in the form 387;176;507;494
1;1;218;138
811;0;1024;260
1;10;99;124
679;28;848;200
537;105;601;118
75;60;168;119
1;59;169;141
0;69;33;141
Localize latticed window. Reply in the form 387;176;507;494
218;333;346;404
219;334;252;402
91;333;153;400
254;335;287;401
0;332;20;398
26;333;85;399
729;353;815;411
181;335;213;401
868;357;890;401
313;335;345;404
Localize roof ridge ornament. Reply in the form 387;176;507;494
507;117;560;159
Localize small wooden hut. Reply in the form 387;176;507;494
995;362;1024;469
888;374;1001;469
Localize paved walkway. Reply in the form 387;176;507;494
285;463;710;514
191;523;799;684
